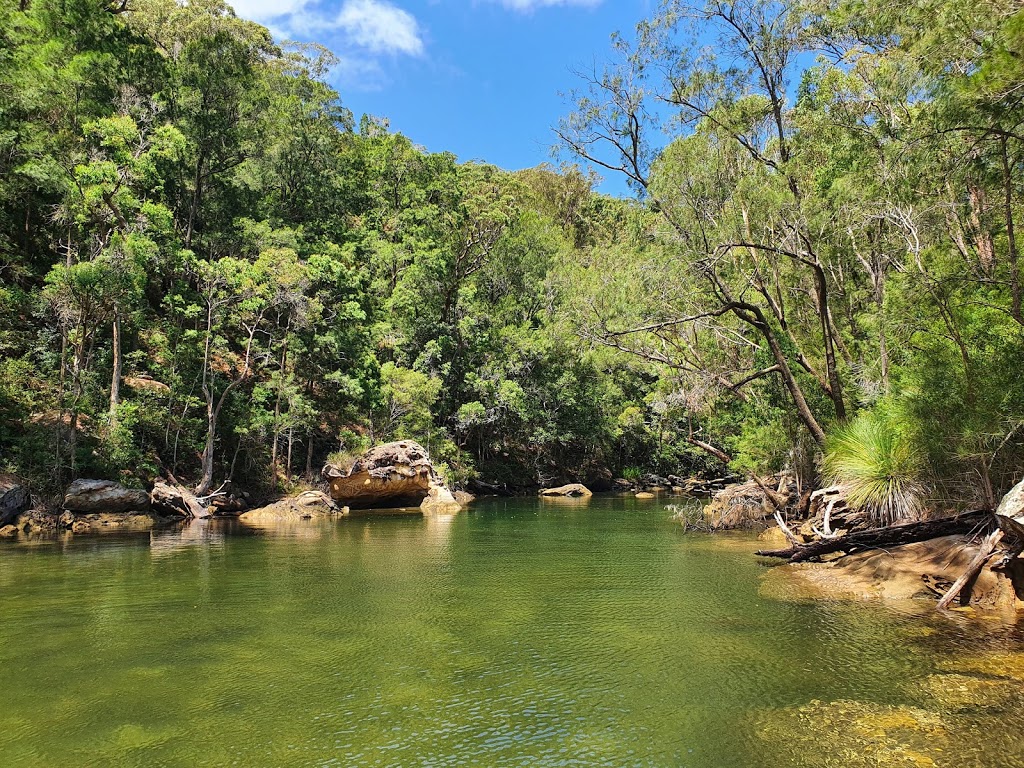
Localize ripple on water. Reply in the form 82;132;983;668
1;495;1023;767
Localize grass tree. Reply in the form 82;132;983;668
822;413;926;526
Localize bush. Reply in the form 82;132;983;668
822;413;925;526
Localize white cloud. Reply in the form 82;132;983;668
334;0;424;56
490;0;602;11
229;0;309;21
230;0;424;58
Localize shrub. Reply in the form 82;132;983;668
822;413;925;526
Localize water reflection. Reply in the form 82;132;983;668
1;497;1023;768
149;518;226;558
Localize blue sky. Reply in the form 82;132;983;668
229;0;659;195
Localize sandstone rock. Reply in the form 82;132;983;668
757;525;791;546
150;479;205;519
996;477;1024;521
421;481;462;514
64;479;150;514
324;441;455;509
209;494;246;515
15;510;58;535
539;483;593;498
763;534;1024;611
239;491;345;523
0;478;31;526
635;492;656;499
123;376;171;395
454;490;476;506
0;525;18;537
59;509;170;532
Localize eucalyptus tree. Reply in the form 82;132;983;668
558;0;853;450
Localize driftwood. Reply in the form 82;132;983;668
756;510;994;563
936;530;1004;610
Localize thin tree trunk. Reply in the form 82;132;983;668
810;262;847;421
286;426;294;481
736;302;828;446
969;182;995;272
197;323;257;494
184;151;205;249
1001;138;1022;324
109;310;122;429
271;322;289;476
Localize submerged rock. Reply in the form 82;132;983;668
64;479;150;514
756;698;952;768
324;441;460;511
762;534;1024;612
539;483;593;498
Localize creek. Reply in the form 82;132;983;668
1;494;1023;767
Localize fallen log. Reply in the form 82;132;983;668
756;510;994;563
936;530;1004;610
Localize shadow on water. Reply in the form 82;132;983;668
0;494;1022;767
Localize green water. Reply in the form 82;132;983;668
1;495;1023;767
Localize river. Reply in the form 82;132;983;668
1;494;1023;767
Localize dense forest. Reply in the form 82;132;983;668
1;0;1022;515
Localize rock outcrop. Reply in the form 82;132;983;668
150;479;205;518
239;491;345;523
324;441;461;512
64;479;150;514
0;478;31;526
763;534;1024;612
421;481;462;514
539;483;593;498
996;477;1024;521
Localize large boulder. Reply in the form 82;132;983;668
324;441;460;511
421;481;462;514
539;483;593;498
703;476;797;530
64;479;150;514
996;477;1024;521
0;477;31;526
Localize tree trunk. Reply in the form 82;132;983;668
1001;138;1022;324
757;510;994;562
740;303;828;446
271;325;289;477
286;426;294;481
811;262;847;421
109;310;122;429
197;408;216;495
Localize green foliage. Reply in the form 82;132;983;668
2;0;1022;513
823;414;926;526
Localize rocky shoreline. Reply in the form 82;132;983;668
11;446;1024;620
